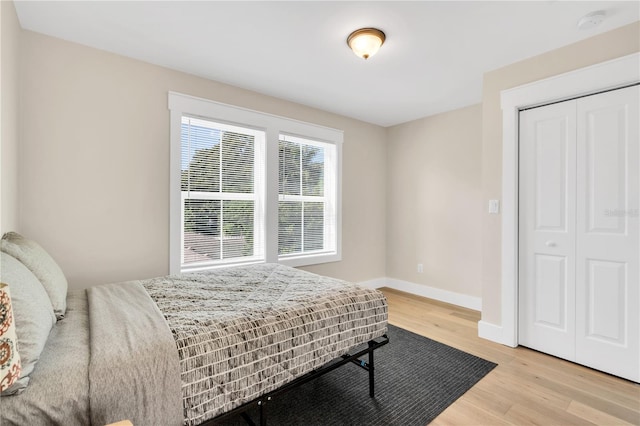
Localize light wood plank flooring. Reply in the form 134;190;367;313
380;287;640;425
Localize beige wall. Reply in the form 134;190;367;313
1;0;21;234
19;30;387;289
481;21;640;325
12;12;639;308
386;104;482;297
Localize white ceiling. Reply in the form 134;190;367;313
14;1;640;127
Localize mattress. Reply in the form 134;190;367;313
142;263;388;426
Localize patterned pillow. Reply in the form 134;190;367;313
1;232;68;320
0;253;56;395
0;283;22;393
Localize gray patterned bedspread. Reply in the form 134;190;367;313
142;263;388;426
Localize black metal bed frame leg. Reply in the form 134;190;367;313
259;399;265;426
368;341;375;397
258;396;270;426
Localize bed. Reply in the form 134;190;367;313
0;233;388;426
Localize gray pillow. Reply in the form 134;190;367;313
1;232;68;320
0;252;56;395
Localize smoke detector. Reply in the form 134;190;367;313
577;11;606;30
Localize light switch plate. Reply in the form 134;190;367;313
489;199;500;214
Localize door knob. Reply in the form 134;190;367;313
545;240;556;247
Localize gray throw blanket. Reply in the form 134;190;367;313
87;281;183;426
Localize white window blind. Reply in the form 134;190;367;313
278;134;337;257
180;116;265;270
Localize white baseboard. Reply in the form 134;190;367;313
358;277;519;346
477;320;517;347
358;277;388;289
478;320;504;344
359;277;482;311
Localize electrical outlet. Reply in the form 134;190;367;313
417;263;423;273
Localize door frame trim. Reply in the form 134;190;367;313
493;52;639;347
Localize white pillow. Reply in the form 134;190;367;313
0;252;56;395
1;232;68;320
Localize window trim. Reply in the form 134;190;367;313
169;91;343;274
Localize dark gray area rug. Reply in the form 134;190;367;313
216;325;497;426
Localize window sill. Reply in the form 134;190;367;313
180;257;264;274
178;251;341;274
278;252;341;268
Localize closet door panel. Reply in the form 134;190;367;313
518;100;577;361
575;85;639;382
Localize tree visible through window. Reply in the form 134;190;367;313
180;117;263;267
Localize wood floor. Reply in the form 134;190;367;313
380;288;640;426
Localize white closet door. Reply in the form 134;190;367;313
519;100;577;361
575;85;639;382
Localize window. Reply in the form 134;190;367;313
169;92;342;273
180;117;265;270
278;135;336;258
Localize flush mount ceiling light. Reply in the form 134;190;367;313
347;28;386;60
